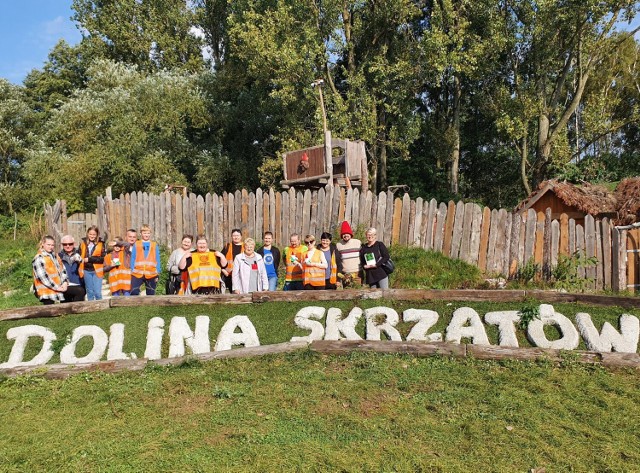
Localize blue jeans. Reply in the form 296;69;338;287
268;276;278;292
84;270;103;300
112;290;130;297
283;280;303;291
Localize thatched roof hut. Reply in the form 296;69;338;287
614;177;640;226
515;179;618;224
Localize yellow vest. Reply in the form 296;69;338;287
188;251;222;290
303;249;326;287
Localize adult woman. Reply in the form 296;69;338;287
318;232;340;290
166;234;193;295
298;235;328;290
221;229;244;293
359;227;390;289
232;238;268;294
58;235;86;302
32;235;68;305
79;225;106;300
179;235;228;295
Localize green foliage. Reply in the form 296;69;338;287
517;303;540;330
551;252;598;292
515;258;540;285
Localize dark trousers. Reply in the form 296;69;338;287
131;276;158;295
62;285;86;302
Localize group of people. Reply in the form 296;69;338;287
32;225;161;304
32;221;391;304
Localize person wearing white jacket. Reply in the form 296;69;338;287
232;238;269;294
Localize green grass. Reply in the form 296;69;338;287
1;351;639;471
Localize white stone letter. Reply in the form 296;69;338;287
324;307;363;341
168;316;211;358
214;315;260;351
526;304;579;350
365;307;402;341
107;323;137;361
404;309;442;342
59;325;109;364
485;311;521;347
0;325;56;369
445;307;490;345
144;317;165;360
290;306;326;342
576;313;639;353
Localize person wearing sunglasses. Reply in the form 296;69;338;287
58;235;86;302
297;235;328;290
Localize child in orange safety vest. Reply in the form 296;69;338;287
104;238;131;296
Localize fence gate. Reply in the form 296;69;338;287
628;228;640;294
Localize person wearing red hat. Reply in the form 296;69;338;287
336;221;362;287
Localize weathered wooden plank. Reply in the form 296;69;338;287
424;199;437;251
131;192;139;231
560;213;569;256
343;188;353;225
550;219;560;270
602;219;612;291
256;189;264;240
369;191;377;233
309;190;318;238
542;208;552;280
442;201;456;257
412;198;423;246
595;219;604;291
569;218;576;257
407;199;416;246
533;211;545;268
458;202;474;263
376;192;386;243
0;300;111;322
486;209;500;273
205;193;213;245
278;191;286;245
294;190;302;235
523;209;537;265
142;192;150;228
188;192;196;237
585;214;596;285
576;224;585;279
156;194;164;246
338;188;346;227
384;191;394;246
508;211;521;277
497;209;510;275
227;191;235;237
124;193;132;234
468;204;482;266
351;188;360;230
222;192;229;245
234;190;242;233
290;188;298;235
418;199;430;249
618;229;627;292
175;193;183;247
433;202;447;253
165;191;173;249
399;193;411;246
310;340;466;358
330;186;341;236
391;197;402;245
315;188;324;237
268;188;276;237
170;193;178;248
196;194;205;237
518;214;526;266
611;227;621;292
359;189;369;230
181;192;189;237
449;201;465;260
478;207;492;273
215;193;223;249
239;189;247;236
248;191;256;240
302;189;312;237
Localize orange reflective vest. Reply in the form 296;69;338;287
33;251;64;298
303;249;325;287
224;243;244;273
188;251;222;290
79;240;104;278
284;245;307;282
104;251;131;293
328;250;337;284
132;241;159;278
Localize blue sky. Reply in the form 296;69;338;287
0;1;638;86
0;0;81;84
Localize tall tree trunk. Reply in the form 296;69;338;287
378;105;387;191
534;111;552;186
520;128;531;195
448;74;461;195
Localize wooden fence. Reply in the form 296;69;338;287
46;186;639;293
